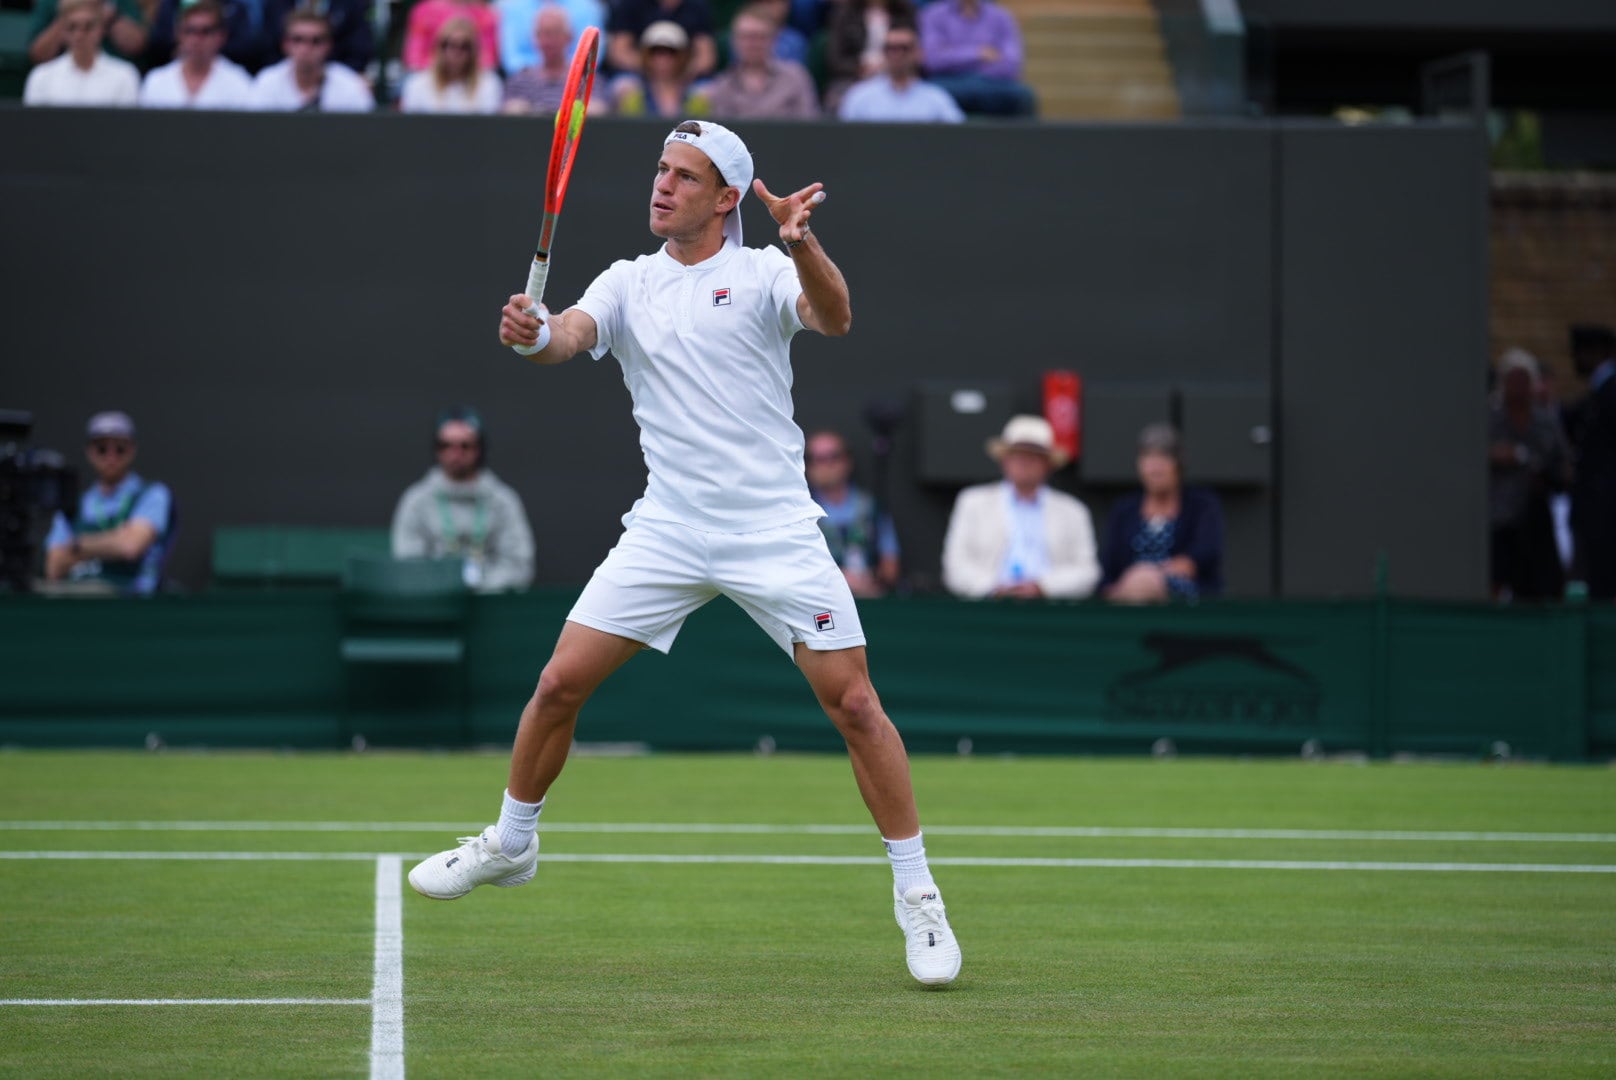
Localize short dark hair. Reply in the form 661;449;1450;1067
1571;324;1616;354
670;121;725;186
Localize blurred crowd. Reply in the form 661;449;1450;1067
21;0;1038;119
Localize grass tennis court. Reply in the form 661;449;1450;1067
2;750;1613;1077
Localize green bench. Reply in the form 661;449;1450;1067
212;525;392;590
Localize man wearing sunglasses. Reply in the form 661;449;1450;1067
43;412;176;596
248;6;374;111
391;408;535;592
836;21;962;123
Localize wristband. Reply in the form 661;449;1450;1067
511;307;553;357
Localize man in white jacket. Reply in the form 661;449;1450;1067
941;414;1099;599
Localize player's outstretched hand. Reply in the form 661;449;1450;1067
753;179;825;245
500;294;547;349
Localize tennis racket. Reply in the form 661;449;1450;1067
514;26;600;354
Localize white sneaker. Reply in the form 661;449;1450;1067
408;826;538;900
894;883;962;986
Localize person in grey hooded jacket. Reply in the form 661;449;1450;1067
391;407;535;591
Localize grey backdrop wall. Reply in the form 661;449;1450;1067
0;110;1486;599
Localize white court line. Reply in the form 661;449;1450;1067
1;821;1612;843
3;850;1613;873
0;998;368;1006
370;856;405;1080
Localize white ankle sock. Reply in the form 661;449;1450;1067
496;790;543;857
883;832;932;895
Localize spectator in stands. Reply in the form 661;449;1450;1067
139;0;253;108
837;20;961;123
503;4;573;114
823;0;915;112
706;3;818;119
1570;323;1616;600
807;429;899;597
44;412;176;596
145;0;270;74
402;0;500;73
744;0;808;65
401;15;503;112
249;7;373;110
264;0;373;74
918;0;1034;117
941;414;1099;599
1099;423;1225;603
27;0;149;70
391;408;535;592
1489;349;1571;602
24;0;141;107
606;0;716;78
607;20;711;117
497;0;604;78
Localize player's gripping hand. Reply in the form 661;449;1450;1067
500;294;549;350
752;179;825;245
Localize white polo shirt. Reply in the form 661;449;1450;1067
249;60;375;112
138;58;254;109
572;240;823;532
23;52;140;107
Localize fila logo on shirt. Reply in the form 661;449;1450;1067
814;611;835;632
712;288;732;306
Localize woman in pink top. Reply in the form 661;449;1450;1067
403;0;500;71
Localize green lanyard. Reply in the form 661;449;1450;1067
435;492;488;558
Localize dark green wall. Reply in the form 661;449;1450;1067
0;110;1486;599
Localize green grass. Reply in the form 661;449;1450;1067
1;751;1614;1077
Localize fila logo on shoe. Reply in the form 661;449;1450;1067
927;932;936;947
445;857;460;869
920;892;936;902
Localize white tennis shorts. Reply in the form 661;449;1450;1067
567;515;866;657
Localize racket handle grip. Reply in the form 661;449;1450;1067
512;255;551;356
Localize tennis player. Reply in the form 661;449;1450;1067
409;120;961;986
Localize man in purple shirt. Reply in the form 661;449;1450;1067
918;0;1035;117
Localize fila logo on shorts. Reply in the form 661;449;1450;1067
712;288;731;306
814;611;835;632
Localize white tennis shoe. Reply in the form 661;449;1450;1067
408;826;538;900
894;883;962;986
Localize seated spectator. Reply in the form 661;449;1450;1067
496;0;605;78
401;15;503;113
44;412;176;596
264;0;374;74
837;20;961;123
918;0;1035;117
24;0;141;107
743;0;808;66
823;0;915;112
391;408;535;592
249;7;374;111
806;429;899;597
403;0;500;73
607;20;711;117
1099;423;1225;603
607;0;716;78
1570;324;1616;599
503;4;573;114
1489;349;1572;601
706;3;817;120
146;0;272;74
27;0;149;70
139;0;254;109
941;415;1099;599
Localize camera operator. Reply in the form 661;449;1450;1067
44;412;175;595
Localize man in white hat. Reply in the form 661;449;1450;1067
940;414;1100;600
409;121;962;987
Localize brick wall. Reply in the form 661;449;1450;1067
1491;172;1616;399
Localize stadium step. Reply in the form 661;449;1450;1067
1000;0;1182;121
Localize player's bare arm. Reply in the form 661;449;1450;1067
500;296;599;365
752;179;852;337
